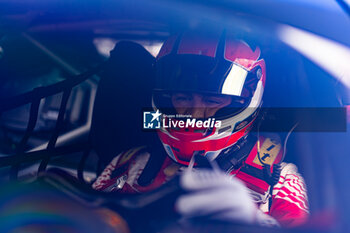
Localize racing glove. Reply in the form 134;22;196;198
175;168;280;227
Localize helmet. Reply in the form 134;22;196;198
153;30;266;165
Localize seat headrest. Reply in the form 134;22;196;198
91;41;157;165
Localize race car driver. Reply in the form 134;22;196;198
92;29;309;228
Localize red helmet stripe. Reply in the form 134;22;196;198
224;39;261;67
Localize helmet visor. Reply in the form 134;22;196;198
155;54;262;99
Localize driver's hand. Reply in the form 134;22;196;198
175;169;280;227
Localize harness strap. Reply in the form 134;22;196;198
216;134;257;173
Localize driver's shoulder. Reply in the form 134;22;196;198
277;162;307;191
92;146;151;190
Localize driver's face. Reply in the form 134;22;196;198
171;93;232;118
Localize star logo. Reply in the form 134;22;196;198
151;109;162;122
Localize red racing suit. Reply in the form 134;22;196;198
92;135;309;227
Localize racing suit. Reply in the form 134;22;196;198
92;135;309;227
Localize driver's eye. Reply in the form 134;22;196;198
205;99;221;105
174;95;192;102
204;96;229;106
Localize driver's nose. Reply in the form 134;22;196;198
186;95;207;118
189;108;206;119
